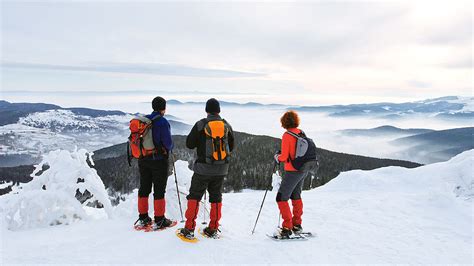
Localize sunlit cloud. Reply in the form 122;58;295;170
1;1;472;104
1;61;265;78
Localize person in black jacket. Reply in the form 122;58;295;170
178;98;234;239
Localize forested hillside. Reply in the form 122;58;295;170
93;132;421;195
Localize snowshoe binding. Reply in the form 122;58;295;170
134;215;153;231
199;227;221;239
145;217;177;232
176;228;198;243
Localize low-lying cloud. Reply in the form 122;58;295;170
1;61;265;78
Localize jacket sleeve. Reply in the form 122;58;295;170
159;119;174;152
278;133;290;162
186;122;199;149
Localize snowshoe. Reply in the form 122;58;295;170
296;231;315;238
176;228;198;243
198;227;221;239
145;217;177;232
133;216;153;231
291;225;315;238
267;227;307;241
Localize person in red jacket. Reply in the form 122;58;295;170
274;110;308;237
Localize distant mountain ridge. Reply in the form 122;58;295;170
393;127;474;146
167;99;287;107
340;125;434;137
391;127;474;164
0;101;192;166
292;96;474;119
0;100;125;126
164;96;474;120
338;126;473;163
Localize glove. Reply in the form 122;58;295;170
274;153;281;164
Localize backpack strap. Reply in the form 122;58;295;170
285;130;301;139
127;140;132;167
196;118;209;132
151;114;162;122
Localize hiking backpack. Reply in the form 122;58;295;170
127;115;162;165
286;130;319;174
204;119;231;164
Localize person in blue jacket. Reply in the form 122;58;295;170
135;96;174;230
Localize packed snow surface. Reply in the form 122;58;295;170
1;150;472;264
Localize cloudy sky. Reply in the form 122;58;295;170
1;1;472;105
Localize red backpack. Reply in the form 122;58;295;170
127;115;161;165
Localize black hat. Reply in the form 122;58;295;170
152;96;166;111
205;98;220;114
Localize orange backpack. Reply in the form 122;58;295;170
127;115;161;165
204;119;230;164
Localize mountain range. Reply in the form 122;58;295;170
339;125;473;163
0;100;191;167
340;125;434;137
292;96;474;119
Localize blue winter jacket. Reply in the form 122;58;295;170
143;111;174;160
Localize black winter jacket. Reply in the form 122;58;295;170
186;114;235;176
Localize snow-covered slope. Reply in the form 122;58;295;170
0;109;191;166
1;150;472;264
0;110;131;166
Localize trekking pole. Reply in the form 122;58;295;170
171;153;185;223
202;192;208;225
251;162;278;235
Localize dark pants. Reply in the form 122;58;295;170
276;171;307;229
138;159;169;200
186;173;225;203
276;171;307;201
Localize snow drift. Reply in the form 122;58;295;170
1;148;113;230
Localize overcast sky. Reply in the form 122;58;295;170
1;1;472;105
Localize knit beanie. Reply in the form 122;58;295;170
205;98;220;114
152;96;166;111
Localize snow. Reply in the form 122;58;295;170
1;149;113;230
1;150;473;264
454;96;474;113
0;111;131;158
0;182;12;189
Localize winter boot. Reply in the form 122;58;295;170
292;224;303;234
179;227;195;240
202;226;220;239
150;216;174;230
134;214;152;230
278;227;293;239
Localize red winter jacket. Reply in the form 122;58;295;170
277;128;301;172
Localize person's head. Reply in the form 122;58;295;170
280;110;300;129
152;96;166;115
205;98;220;114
